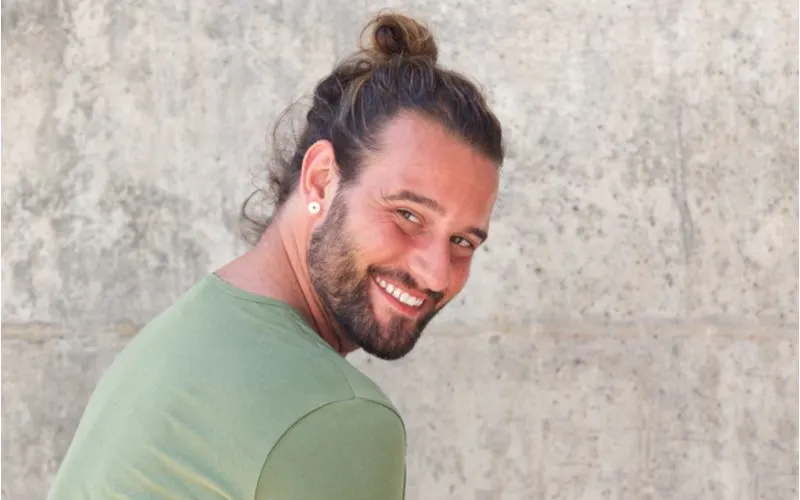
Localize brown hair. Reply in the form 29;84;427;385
241;11;505;243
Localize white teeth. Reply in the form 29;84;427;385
374;276;423;308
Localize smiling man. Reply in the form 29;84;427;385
48;12;504;500
291;112;500;362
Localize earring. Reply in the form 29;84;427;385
308;201;321;214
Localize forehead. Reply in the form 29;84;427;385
355;113;500;222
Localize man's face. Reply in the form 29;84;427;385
308;113;499;360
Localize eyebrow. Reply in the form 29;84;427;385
385;189;489;243
385;190;444;214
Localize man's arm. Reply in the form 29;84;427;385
255;398;407;500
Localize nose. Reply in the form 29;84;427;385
407;240;451;295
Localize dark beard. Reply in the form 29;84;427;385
307;194;440;360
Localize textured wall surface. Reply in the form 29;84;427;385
2;0;797;499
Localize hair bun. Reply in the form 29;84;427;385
364;13;438;63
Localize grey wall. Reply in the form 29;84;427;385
2;0;797;499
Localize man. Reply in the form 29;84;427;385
48;11;504;499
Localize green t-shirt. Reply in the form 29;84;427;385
47;274;407;499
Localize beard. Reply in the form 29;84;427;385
307;194;442;360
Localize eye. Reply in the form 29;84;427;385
397;208;421;224
451;235;476;249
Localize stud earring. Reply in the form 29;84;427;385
308;201;321;214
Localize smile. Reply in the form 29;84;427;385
372;275;425;308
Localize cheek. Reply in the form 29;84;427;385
444;257;473;298
353;219;409;262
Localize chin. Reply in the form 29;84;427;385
358;342;417;361
351;326;422;361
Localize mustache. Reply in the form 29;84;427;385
368;265;445;303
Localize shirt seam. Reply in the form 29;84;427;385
252;397;406;500
285;315;408;449
286;315;405;426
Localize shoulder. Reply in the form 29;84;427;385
325;355;401;415
255;397;407;500
287;397;405;444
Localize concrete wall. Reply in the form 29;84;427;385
2;0;797;498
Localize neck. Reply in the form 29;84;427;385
216;211;357;356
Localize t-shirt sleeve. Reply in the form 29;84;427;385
254;397;407;500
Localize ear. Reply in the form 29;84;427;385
299;140;339;213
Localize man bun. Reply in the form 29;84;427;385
362;12;438;63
